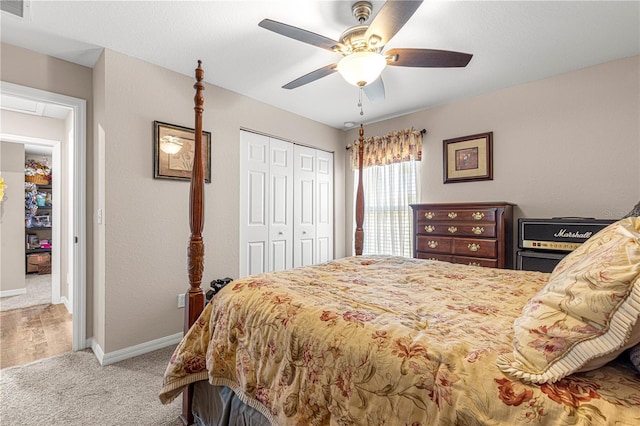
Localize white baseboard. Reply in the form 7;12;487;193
60;296;72;314
88;332;184;366
0;288;27;298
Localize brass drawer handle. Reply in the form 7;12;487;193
471;212;485;220
424;212;435;219
471;226;484;235
468;243;480;252
448;212;458;219
428;241;438;249
424;225;435;233
447;226;457;234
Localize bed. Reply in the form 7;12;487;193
160;62;640;425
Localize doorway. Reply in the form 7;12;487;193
0;81;87;352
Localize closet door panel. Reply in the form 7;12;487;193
315;150;333;263
240;132;269;277
247;242;266;276
298;238;314;266
294;145;316;267
269;138;293;272
270;240;287;271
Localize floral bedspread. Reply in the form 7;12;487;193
160;256;640;425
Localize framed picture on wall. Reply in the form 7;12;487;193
153;121;211;183
443;132;493;183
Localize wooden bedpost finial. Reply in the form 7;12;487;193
355;124;365;255
194;60;205;114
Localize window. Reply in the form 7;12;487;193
354;160;419;257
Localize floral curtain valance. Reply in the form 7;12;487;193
350;127;423;170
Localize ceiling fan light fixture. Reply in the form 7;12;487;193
337;51;386;87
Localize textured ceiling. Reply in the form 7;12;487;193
2;1;639;129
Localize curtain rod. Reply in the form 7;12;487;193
345;128;427;150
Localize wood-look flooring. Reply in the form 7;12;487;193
0;303;72;369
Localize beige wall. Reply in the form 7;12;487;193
2;42;94;337
0;142;26;293
345;55;640;253
94;49;345;352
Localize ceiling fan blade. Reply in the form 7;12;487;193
282;63;338;89
363;77;385;102
386;48;473;67
364;1;423;47
259;19;341;52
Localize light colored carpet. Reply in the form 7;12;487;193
0;273;51;312
0;345;182;425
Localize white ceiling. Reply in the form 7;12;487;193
1;1;639;130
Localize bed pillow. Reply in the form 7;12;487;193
622;203;640;372
497;217;640;384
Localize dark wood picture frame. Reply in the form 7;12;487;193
443;132;493;183
153;121;211;183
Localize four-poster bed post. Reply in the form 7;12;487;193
354;124;365;255
181;60;206;426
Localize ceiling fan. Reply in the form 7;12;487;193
259;0;473;102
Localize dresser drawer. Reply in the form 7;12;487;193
416;253;453;263
416;236;452;254
452;256;498;268
417;223;496;238
453;238;497;258
418;208;497;223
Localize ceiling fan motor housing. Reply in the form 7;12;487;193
339;25;379;54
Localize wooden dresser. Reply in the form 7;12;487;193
410;202;514;269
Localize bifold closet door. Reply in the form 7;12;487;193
293;145;316;267
268;138;293;272
241;130;333;277
239;131;269;277
316;149;333;263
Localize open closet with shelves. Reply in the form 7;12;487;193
24;161;52;275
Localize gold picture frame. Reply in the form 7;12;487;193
443;132;493;184
153;121;211;183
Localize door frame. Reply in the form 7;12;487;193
1;81;87;351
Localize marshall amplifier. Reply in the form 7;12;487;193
516;217;614;272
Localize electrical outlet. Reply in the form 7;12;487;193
177;294;185;308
